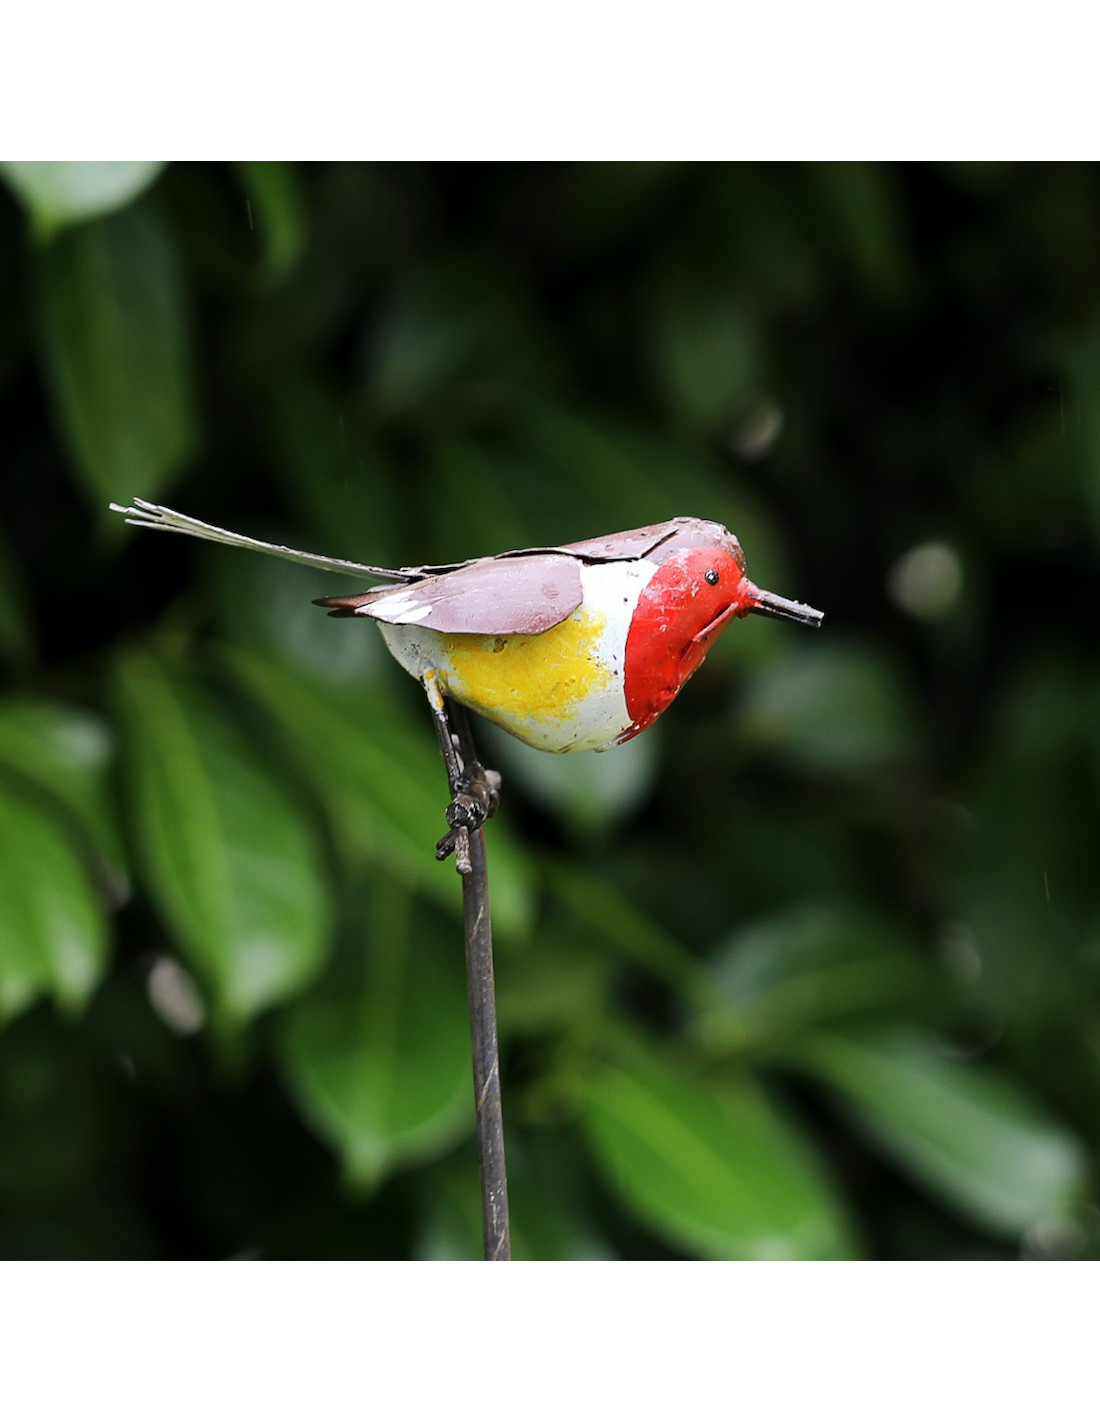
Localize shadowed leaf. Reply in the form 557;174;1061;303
1;161;164;240
33;207;195;508
223;644;534;939
581;1032;857;1259
0;779;108;1019
114;652;331;1025
280;879;471;1187
794;1027;1088;1235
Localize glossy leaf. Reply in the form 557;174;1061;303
233;161;307;281
647;257;761;431
737;640;921;771
421;437;540;573
223;644;534;939
794;1027;1088;1235
114;653;330;1024
280;878;471;1187
366;255;551;424
805;162;909;303
412;1160;485;1260
208;529;386;688
33;206;195;507
415;1146;617;1261
699;900;938;1054
519;406;777;555
951;656;1099;1030
0;161;164;240
546;858;701;992
0;778;108;1018
581;1033;856;1259
263;372;403;569
0;697;127;890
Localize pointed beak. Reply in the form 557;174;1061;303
745;583;825;628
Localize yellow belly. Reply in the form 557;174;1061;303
442;605;614;740
379;605;629;752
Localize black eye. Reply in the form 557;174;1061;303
705;569;719;586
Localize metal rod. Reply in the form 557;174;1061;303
461;822;511;1260
447;701;511;1261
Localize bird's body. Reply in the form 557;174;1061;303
110;501;823;752
373;557;656;752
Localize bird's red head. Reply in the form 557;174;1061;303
621;527;822;740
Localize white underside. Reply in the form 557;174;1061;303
377;559;657;752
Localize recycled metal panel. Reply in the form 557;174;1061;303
557;518;711;562
320;553;586;635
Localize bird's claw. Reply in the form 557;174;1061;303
436;763;502;873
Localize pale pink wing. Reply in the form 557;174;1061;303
316;553;585;635
554;519;696;561
401;519;700;574
386;518;715;580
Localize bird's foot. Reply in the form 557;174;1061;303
435;761;502;874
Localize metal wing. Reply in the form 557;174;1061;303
316;553;585;635
398;519;709;577
553;519;701;561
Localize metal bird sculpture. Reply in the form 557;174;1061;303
111;499;823;858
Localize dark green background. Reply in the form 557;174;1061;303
0;161;1097;1259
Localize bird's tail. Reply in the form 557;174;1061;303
109;498;411;582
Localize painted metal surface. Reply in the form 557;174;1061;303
378;558;657;752
109;502;824;753
316;554;586;636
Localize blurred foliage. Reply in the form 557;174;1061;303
0;160;1098;1259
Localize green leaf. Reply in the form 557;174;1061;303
0;697;128;890
518;406;775;551
495;928;616;1035
507;1136;619;1260
33;206;196;508
114;652;331;1025
699;901;938;1054
805;162;909;304
421;436;540;571
794;1027;1088;1235
233;161;307;281
0;161;165;240
581;1032;857;1259
415;1143;617;1260
223;644;534;939
367;255;552;424
951;656;1098;1029
262;372;403;568
647;257;762;431
546;858;702;993
737;640;921;772
0;778;109;1019
280;878;471;1187
208;529;387;688
411;1160;486;1260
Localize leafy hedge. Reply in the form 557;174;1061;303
0;162;1096;1258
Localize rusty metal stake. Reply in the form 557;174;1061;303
428;692;510;1260
460;819;510;1260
